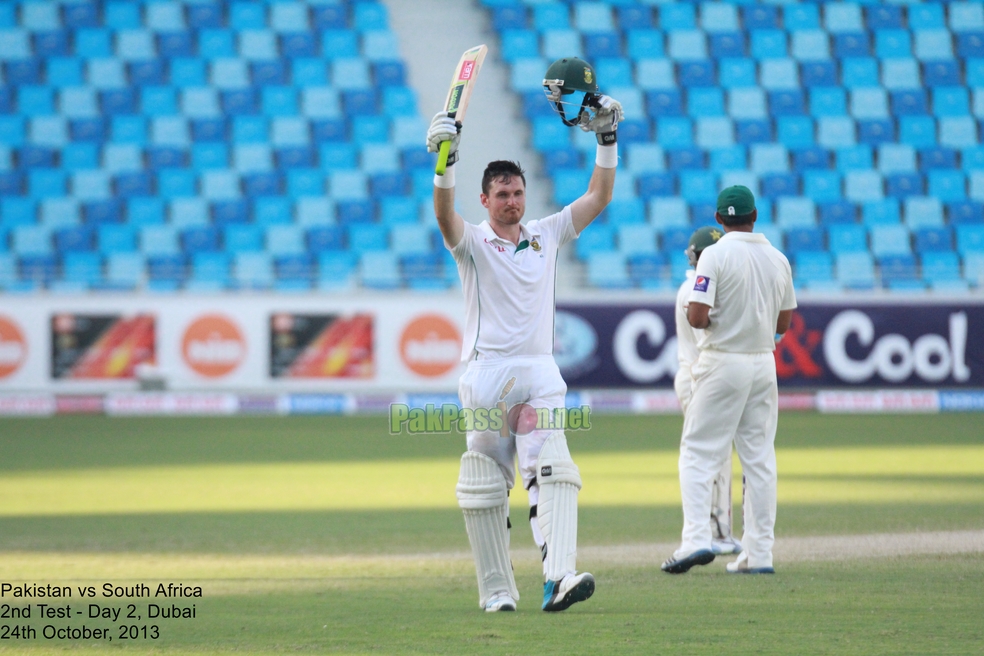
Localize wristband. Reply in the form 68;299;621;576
434;165;455;189
596;143;618;168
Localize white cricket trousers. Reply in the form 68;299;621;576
458;355;568;493
677;349;778;568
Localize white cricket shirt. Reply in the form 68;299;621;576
687;231;797;353
675;270;701;372
450;206;578;361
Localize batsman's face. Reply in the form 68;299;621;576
481;176;526;225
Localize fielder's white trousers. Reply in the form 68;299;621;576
677;350;778;568
458;355;568;494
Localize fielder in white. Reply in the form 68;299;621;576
426;57;621;612
662;186;796;575
673;226;743;558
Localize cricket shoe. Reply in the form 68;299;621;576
660;548;715;574
711;536;743;556
726;558;774;575
484;591;517;612
542;572;595;612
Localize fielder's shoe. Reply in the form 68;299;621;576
542;572;595;612
726;560;775;574
484;591;517;612
660;548;715;574
711;536;743;556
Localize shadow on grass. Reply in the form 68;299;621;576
2;504;982;554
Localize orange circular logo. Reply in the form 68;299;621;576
399;315;461;377
0;316;27;379
181;314;246;378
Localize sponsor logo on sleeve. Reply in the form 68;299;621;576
693;276;710;292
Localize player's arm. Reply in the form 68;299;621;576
688;302;711;329
570;159;615;234
776;309;793;335
570;95;621;234
428;112;465;248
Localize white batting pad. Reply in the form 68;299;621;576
535;432;582;582
711;453;733;539
456;451;519;608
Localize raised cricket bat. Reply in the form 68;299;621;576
435;44;488;175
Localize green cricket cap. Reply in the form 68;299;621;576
716;185;755;217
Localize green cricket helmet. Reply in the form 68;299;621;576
543;57;601;126
685;226;725;267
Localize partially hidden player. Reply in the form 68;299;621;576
673;226;743;559
426;57;621;612
662;186;796;575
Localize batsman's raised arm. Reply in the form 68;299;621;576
570;149;616;234
541;60;622;234
428;111;464;248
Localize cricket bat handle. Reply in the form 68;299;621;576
435;141;451;176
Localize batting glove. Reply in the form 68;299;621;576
426;111;461;165
580;95;622;145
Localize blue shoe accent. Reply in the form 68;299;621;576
661;548;715;574
541;580;557;609
542;573;595;612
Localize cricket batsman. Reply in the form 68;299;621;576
426;57;621;612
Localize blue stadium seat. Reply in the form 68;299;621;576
790;30;829;61
189;252;230;289
862;199;900;226
307;225;345;253
574;223;615;260
866;5;903;30
743;5;779;30
234;252;272;289
667;148;704;171
794;251;835;289
801;60;837;87
957;225;984;255
147;254;187;286
885;172;924;198
792;147;828;171
585;33;622;59
750;30;786;59
775;116;813;149
785;227;824;256
19;254;58;286
948;201;984;225
677;61;715;87
829;224;868;253
836;251;876;289
224;225;263;253
605;198;646;226
709;33;745;59
180;226;220;254
921;251;963;288
920;147;957;171
493;5;527;30
834;34;870;59
879;254;922;290
913;226;954;253
870;224;912;257
770;90;805;117
819;200;856;225
904;197;946;229
361;251;400;289
212;200;250;226
923;61;960;87
274;254;314;288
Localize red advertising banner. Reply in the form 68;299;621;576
51;314;155;380
269;313;374;379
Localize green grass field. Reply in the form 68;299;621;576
1;413;982;655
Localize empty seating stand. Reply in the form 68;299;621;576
485;0;984;292
0;0;451;292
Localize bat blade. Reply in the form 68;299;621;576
435;44;488;175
